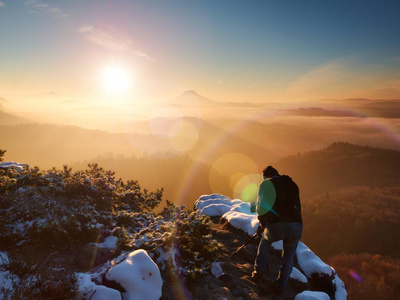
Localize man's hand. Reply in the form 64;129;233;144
250;202;256;213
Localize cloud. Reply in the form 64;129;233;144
286;60;400;100
78;25;94;33
0;2;6;7
286;61;360;99
78;25;132;52
78;24;153;61
24;0;69;18
288;61;351;93
355;79;400;99
134;51;153;61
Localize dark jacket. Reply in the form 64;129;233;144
256;175;302;226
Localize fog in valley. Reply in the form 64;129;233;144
1;91;400;207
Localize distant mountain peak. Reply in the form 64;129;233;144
174;90;220;106
181;90;201;97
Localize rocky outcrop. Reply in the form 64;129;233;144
193;194;347;299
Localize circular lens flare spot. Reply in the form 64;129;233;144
229;172;247;190
209;153;259;197
233;174;260;202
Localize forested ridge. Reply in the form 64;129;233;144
275;142;400;198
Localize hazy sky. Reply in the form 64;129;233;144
1;0;400;104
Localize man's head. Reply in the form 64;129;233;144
263;166;279;179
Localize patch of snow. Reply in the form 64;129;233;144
333;272;348;300
272;240;283;250
0;252;9;266
105;249;162;300
195;193;259;235
290;267;308;283
0;271;20;299
198;203;232;216
76;272;95;295
0;161;28;171
211;262;225;278
90;285;122;300
222;210;258;236
295;290;330;300
296;242;333;278
195;193;233;215
97;236;118;250
75;273;121;300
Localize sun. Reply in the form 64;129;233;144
100;64;133;96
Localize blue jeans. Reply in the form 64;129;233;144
254;222;302;288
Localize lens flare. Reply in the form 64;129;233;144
229;172;247;190
209;153;259;197
233;173;260;202
348;269;363;283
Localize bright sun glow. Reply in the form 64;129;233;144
100;65;133;96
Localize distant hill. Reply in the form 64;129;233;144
283;107;359;117
0;96;7;107
0;124;174;168
0;118;276;168
0;109;32;125
311;98;400;118
359;100;400;118
0;120;274;207
274;142;400;198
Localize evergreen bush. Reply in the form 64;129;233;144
0;159;222;298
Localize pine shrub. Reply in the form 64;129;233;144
1;161;222;297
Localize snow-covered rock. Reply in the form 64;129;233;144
76;273;121;300
196;193;259;235
290;267;308;283
97;235;118;250
295;290;330;300
0;268;20;300
106;249;162;300
195;193;233;216
194;194;348;299
76;249;162;300
333;273;347;300
296;242;333;278
0;161;28;171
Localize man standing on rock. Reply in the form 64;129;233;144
250;166;302;296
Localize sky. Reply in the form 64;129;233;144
1;0;400;106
